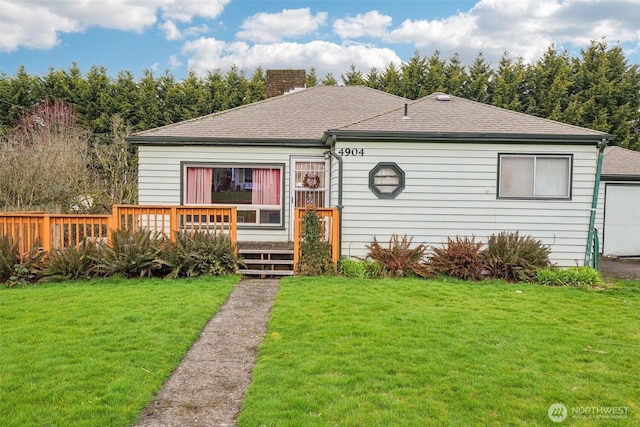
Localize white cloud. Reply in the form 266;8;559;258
161;0;230;22
384;0;640;65
183;37;402;79
0;1;79;51
333;10;393;39
0;0;228;52
236;8;328;43
168;55;183;68
159;20;182;40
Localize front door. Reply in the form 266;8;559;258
290;157;329;239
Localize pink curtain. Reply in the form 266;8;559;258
252;169;281;205
186;168;212;204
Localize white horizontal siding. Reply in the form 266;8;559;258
335;141;597;267
138;144;325;242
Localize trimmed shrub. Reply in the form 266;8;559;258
165;231;243;278
535;266;605;287
40;241;102;281
366;234;432;278
94;228;168;278
429;236;485;281
483;231;551;282
297;210;335;276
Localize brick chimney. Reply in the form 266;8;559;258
266;70;306;98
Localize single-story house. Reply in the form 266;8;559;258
128;84;615;267
596;146;640;257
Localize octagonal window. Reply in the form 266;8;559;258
369;162;405;199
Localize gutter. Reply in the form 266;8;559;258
326;130;614;145
585;138;610;267
329;134;343;260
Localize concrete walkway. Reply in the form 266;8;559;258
134;279;280;427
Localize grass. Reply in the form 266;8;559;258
0;275;239;427
239;277;640;426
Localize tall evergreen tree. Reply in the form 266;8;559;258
524;45;572;121
464;52;492;103
401;51;428;99
0;66;44;132
81;65;111;134
380;62;402;96
423;51;447;94
245;67;267;104
365;67;383;90
322;73;338;86
135;70;163;131
443;53;468;96
341;64;366;86
565;40;640;149
489;53;526;111
306;67;319;87
203;69;226;115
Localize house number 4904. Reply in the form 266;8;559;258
337;148;364;156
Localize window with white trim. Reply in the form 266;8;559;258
498;154;572;199
184;164;283;226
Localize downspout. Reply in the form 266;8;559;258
329;134;343;260
584;138;608;267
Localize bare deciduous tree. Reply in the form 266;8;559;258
0;99;91;212
88;114;138;212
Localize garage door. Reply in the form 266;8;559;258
604;184;640;256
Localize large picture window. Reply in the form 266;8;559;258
184;164;283;226
498;154;572;199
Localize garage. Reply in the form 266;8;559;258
603;184;640;256
599;146;640;257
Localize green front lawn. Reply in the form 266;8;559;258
239;278;640;426
0;276;239;427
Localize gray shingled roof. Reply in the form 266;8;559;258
129;87;614;145
602;146;640;176
129;86;408;143
335;93;612;139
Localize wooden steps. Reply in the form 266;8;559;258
237;242;295;278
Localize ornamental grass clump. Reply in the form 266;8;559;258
429;235;485;281
535;266;605;288
339;258;387;279
483;231;551;282
165;231;243;278
366;234;432;278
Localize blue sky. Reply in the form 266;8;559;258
1;0;639;81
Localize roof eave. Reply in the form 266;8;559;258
601;174;640;182
126;136;326;148
327;130;615;144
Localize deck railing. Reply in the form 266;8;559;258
0;205;237;260
293;207;340;271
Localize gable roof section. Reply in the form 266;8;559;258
602;146;640;180
331;93;614;144
128;86;408;146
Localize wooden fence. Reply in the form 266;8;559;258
293;207;340;270
0;205;237;259
1;205;340;272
